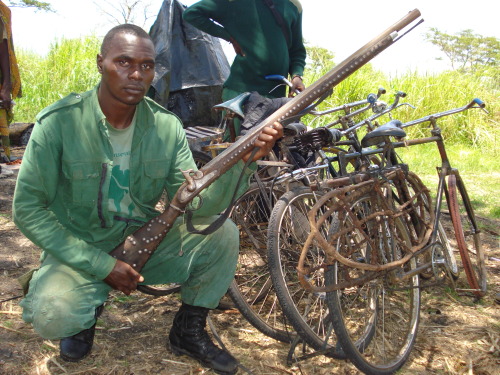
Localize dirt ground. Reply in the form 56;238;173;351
1;146;499;375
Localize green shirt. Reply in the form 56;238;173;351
183;0;306;97
13;86;254;280
106;118;146;219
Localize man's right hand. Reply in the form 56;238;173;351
104;259;144;295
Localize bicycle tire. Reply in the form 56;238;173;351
227;183;294;343
394;171;459;280
267;186;346;358
325;187;420;375
447;173;487;297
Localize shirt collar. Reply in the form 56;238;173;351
91;84;156;134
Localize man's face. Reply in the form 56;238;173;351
97;33;155;107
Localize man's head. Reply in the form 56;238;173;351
97;24;155;108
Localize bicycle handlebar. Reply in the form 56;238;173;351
340;92;414;136
469;98;485;109
265;74;388;118
400;99;488;129
309;88;386;123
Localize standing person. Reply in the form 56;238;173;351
183;0;306;136
13;24;282;375
0;0;21;168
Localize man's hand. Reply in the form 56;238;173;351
104;259;144;295
242;122;283;163
289;76;305;98
229;37;245;56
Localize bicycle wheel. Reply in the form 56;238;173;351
267;187;345;358
428;221;459;281
394;171;459;280
227;183;294;342
325;188;420;375
447;173;487;297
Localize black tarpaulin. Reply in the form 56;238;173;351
149;0;230;128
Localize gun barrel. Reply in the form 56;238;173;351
109;9;423;271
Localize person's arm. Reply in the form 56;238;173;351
183;0;232;42
0;23;12;107
12;121;117;281
164;119;283;217
162;116;249;216
288;11;306;96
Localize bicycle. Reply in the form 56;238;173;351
264;91;418;353
292;99;488;374
396;98;488;297
226;89;397;345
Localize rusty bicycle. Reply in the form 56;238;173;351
289;99;488;374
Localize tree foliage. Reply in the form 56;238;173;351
7;0;53;12
425;28;500;71
305;45;335;81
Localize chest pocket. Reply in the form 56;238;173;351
62;161;103;207
138;158;170;203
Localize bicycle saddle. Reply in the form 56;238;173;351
212;92;252;118
284;122;307;136
361;120;406;147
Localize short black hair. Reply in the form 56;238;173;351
100;24;153;57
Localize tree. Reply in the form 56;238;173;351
94;0;157;28
305;45;335;80
425;28;500;71
7;0;53;12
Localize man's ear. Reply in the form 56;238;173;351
96;54;103;73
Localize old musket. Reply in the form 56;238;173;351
109;9;423;271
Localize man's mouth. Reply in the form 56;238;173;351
124;85;144;94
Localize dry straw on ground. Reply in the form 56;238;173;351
1;146;499;375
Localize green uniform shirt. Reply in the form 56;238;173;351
183;0;306;97
13;86;254;281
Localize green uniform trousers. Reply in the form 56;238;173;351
20;215;239;340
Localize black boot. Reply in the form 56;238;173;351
169;303;238;375
59;305;104;362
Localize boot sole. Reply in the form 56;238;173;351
59;351;91;363
170;343;238;375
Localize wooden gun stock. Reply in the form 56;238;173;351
109;9;423;271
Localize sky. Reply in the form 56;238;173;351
8;0;500;75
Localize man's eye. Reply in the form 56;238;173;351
142;64;154;71
118;60;130;67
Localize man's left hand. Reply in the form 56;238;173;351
241;122;283;163
289;76;305;97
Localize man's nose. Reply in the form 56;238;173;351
128;67;143;80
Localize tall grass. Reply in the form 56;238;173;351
396;143;500;219
12;38;500;219
302;61;499;153
16;36;101;122
301;46;499;219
